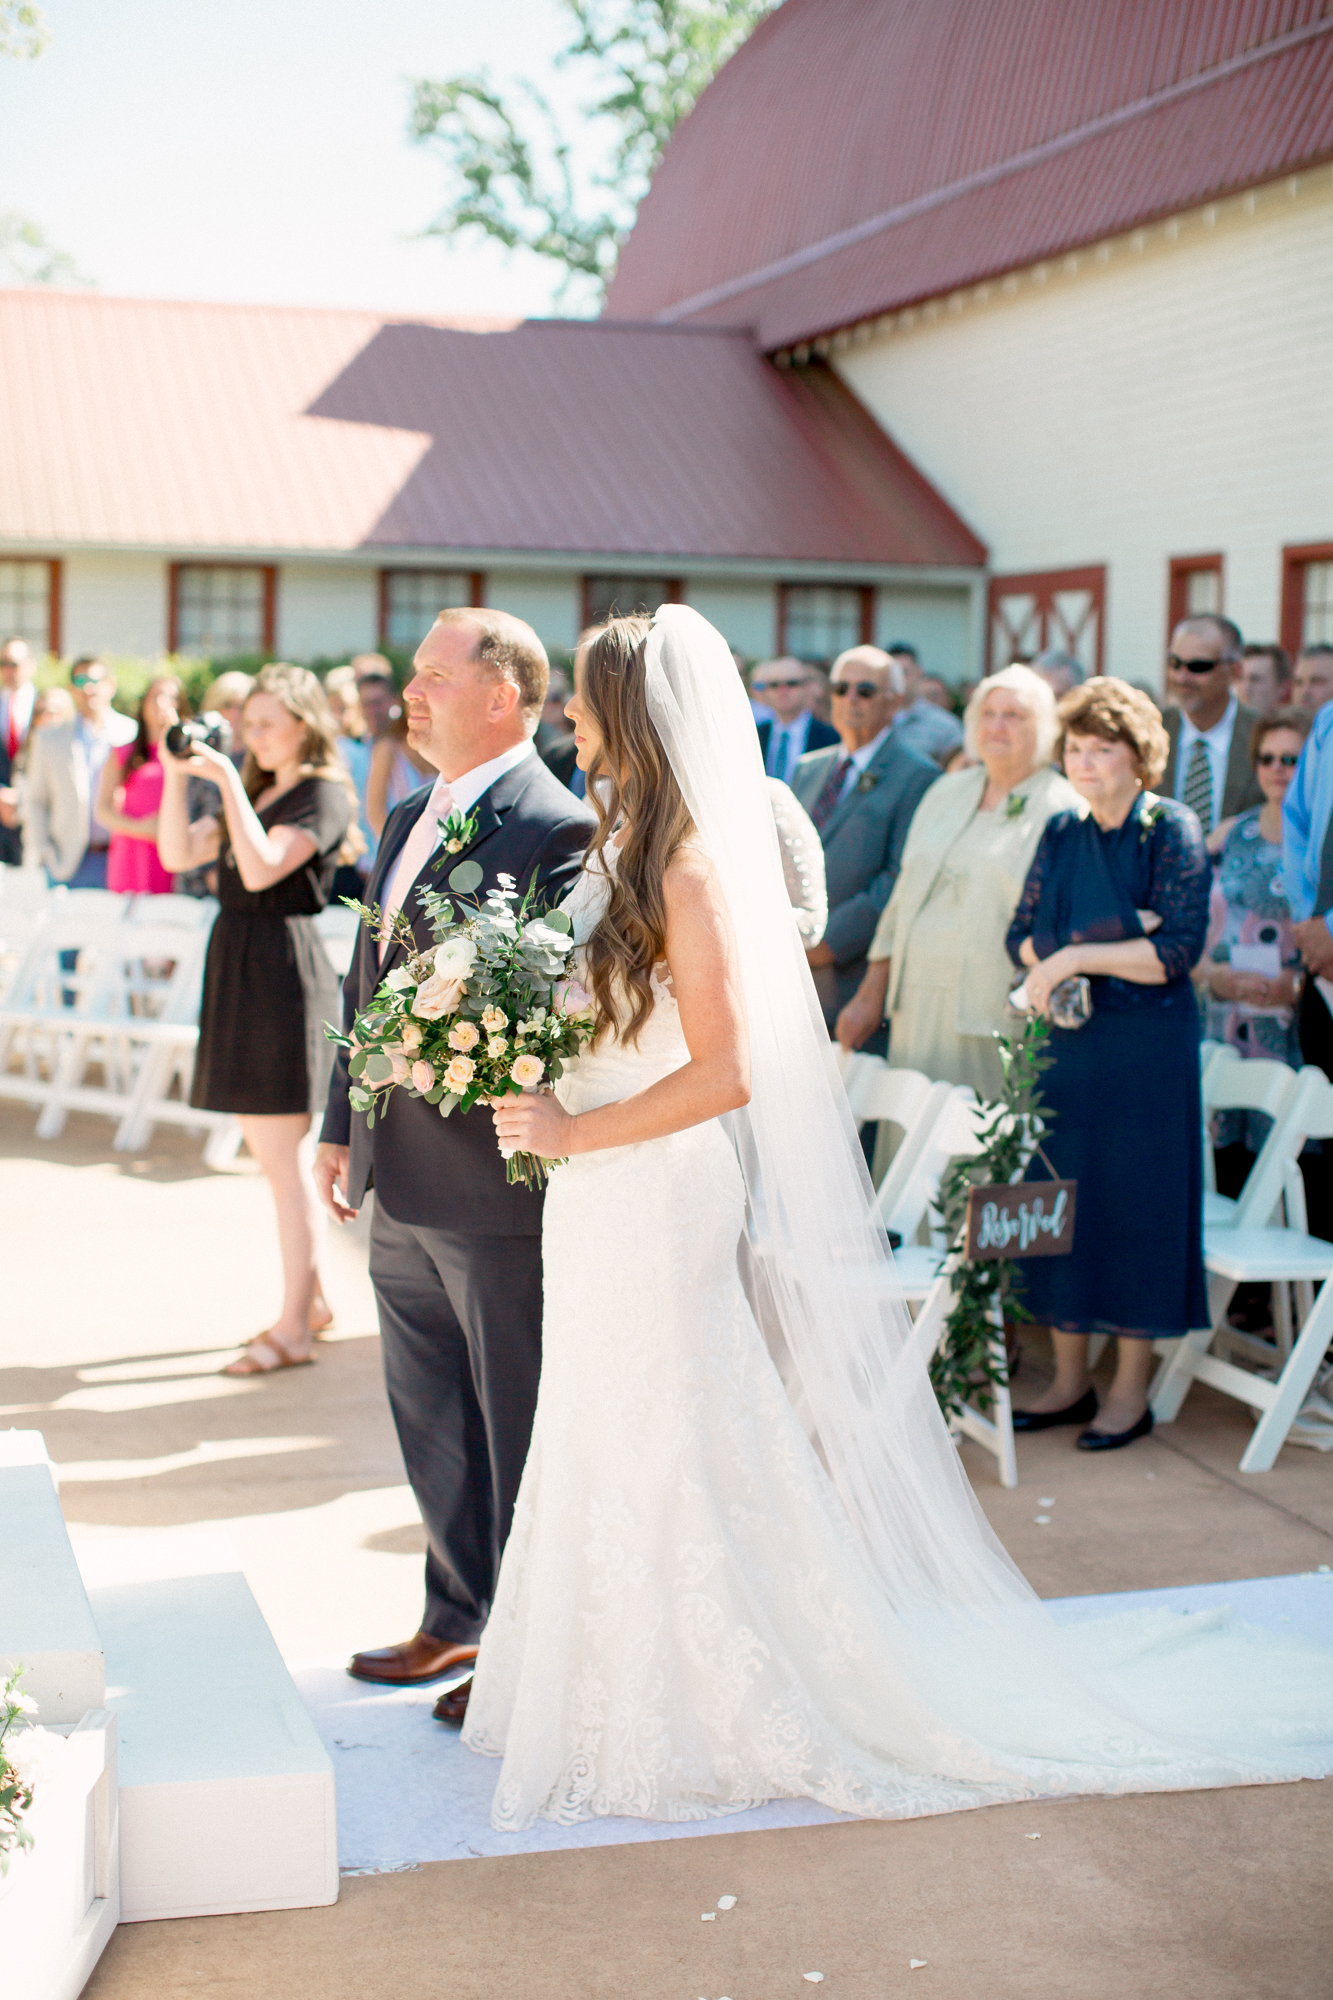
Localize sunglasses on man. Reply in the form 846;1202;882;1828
1166;654;1232;676
830;680;882;700
1256;751;1300;768
70;669;107;687
754;678;808;693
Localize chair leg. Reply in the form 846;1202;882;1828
1239;1285;1333;1474
34;1029;84;1139
990;1315;1018;1489
1151;1273;1235;1423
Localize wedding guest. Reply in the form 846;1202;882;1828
754;658;839;781
836;666;1079;1106
1239;644;1292;717
768;778;828;948
366;702;433;835
544;627;603;797
96;674;184;894
198;672;255;759
887;643;963;765
355;669;398;741
1;688;76;865
1032;649;1086;699
324;665;374;894
351;651;395;686
536;669;573;754
1008;679;1210;1451
1160;615;1263;838
21;658;136;886
1279;694;1333;1240
1293;644;1333;718
0;637;36;866
158;665;360;1372
791;647;937;1036
1203;707;1309;1218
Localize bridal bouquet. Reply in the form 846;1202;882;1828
328;860;595;1188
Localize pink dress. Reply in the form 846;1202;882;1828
106;744;175;894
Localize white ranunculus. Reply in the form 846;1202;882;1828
434;935;478;980
383;967;414;991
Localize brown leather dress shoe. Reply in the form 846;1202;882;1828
432;1677;472;1724
347;1633;479;1685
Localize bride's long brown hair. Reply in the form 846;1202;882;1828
581;616;695;1046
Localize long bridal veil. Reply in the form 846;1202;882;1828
644;603;1333;1793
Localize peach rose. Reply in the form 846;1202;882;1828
413;973;465;1020
481;1005;507;1034
554;980;593;1016
444;1054;477;1092
448;1019;480;1052
510;1053;545;1088
411;1059;436;1093
399;1020;423;1054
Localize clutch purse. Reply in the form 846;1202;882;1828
1007;973;1093;1030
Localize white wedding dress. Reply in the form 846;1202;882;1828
462;607;1333;1832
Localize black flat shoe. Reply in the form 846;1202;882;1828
1012;1388;1098;1433
1077;1408;1154;1452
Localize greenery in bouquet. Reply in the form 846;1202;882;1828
0;1665;37;1875
328;860;596;1188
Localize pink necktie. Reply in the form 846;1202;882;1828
378;777;454;962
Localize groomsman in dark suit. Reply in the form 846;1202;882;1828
1160;615;1264;837
791;646;937;1033
753;658;839;781
316;609;595;1708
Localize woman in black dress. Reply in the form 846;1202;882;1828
158;664;359;1375
1006;678;1210;1451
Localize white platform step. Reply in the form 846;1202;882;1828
0;1432;104;1724
0;1712;119;2000
85;1560;338;1921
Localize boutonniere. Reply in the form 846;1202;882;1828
432;803;480;861
855;771;879;794
1003;792;1027;821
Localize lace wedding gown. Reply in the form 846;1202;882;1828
462;854;1333;1832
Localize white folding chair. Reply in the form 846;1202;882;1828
0;898;130;1099
1152;1066;1333;1471
313;902;360;978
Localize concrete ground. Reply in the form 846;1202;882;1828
4;1099;1332;1998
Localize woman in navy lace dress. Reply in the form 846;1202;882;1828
1006;679;1210;1451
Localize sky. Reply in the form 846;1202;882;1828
0;0;601;318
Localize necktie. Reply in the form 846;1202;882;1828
3;699;17;764
1182;738;1212;836
378;776;454;961
811;756;853;833
772;725;792;782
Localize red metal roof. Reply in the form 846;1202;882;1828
605;0;1333;348
0;290;983;568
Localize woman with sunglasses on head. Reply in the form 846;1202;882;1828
1202;708;1310;1187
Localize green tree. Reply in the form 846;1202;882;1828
409;0;772;309
1;1;93;287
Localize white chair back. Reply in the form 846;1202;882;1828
126;893;217;930
874;1085;986;1243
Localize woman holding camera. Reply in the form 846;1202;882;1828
1006;679;1210;1451
158;664;359;1375
96;674;185;894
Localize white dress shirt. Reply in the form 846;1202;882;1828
765;711;813;782
1175;694;1237;830
0;681;35;756
379;737;536;950
836;726;892;804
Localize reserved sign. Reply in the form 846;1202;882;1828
965;1181;1077;1260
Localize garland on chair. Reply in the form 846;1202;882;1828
930;1017;1054;1422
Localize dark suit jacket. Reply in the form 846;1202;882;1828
0;734;18;867
541;734;581;792
321;753;595;1231
791;732;938;1020
1162;704;1265;821
756;714;840;772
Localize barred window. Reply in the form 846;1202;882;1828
781;584;870;664
172;565;271;655
0;559;57;653
381;570;474;651
1302;561;1333;647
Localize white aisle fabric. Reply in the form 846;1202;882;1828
300;1574;1333;1871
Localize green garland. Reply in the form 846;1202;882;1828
930;1017;1054;1422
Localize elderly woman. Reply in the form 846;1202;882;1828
1007;679;1210;1451
836;665;1079;1103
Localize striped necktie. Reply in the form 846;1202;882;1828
811;756;853;832
1182;738;1212;836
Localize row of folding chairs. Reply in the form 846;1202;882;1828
0;886;360;1161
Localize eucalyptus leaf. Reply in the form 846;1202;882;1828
439;1093;461;1117
448;860;484;894
348;1050;369;1077
543;909;573;934
364;1052;395;1085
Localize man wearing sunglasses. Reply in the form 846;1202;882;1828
790;645;937;1036
22;656;135;886
752;657;839;781
1160;615;1264;840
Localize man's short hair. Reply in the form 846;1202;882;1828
1175;614;1243;660
436;607;549;726
1298;642;1333;662
1242;641;1291;678
69;655;108;681
0;635;31;657
1032;647;1086;686
831;644;904;695
885;641;919;663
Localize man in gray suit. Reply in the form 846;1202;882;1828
792;645;938;1034
1161;615;1264;836
315;608;595;1706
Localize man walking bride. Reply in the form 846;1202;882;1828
455;605;1331;1831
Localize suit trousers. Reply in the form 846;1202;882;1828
1299;980;1333;1245
369;1200;544;1644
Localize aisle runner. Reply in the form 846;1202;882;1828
297;1571;1333;1870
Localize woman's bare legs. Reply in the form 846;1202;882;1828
224;1113;326;1372
1020;1329;1155;1432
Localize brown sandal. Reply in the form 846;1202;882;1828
222;1334;316;1376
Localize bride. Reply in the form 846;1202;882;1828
464;605;1331;1831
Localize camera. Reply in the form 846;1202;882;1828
165;712;233;759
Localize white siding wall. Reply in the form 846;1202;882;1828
487;571;581;653
874;585;975;683
683;579;777;658
835;169;1333;686
278;563;378;659
62;552;167;657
